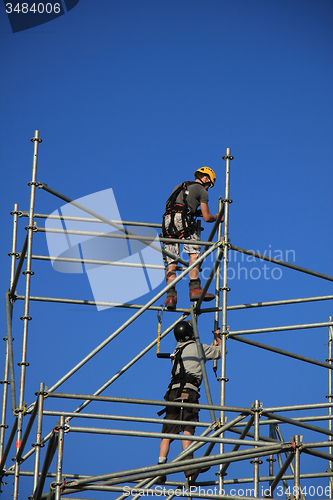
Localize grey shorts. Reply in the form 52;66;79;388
164;213;200;265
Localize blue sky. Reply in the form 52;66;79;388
1;0;333;498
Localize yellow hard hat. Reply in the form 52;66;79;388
194;166;216;187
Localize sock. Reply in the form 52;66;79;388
158;457;167;464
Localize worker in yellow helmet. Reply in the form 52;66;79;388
162;167;221;309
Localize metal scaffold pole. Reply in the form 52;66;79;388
328;317;333;498
293;435;302;500
13;130;41;500
219;147;233;493
32;382;46;495
212;197;223;378
0;204;20;460
54;415;65;500
251;399;262;497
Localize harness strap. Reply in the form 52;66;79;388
167;341;200;397
162;182;198;239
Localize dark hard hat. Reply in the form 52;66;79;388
174;321;194;342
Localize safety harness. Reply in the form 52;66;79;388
167;340;200;397
162;181;198;239
157;340;200;416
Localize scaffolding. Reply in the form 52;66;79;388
1;130;333;499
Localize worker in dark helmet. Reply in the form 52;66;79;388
162;167;222;309
157;321;221;482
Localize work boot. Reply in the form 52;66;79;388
189;279;214;302
156;474;167;484
185;470;195;485
165;288;177;309
156;460;167;484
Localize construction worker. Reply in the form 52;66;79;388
162;167;221;309
157;321;221;482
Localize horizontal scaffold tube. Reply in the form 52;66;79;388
31;254;172;270
67;425;269;447
227;294;333;310
265;402;333;413
230;243;333;282
47;391;252;414
64;442;290;489
15;294;333;315
234;413;333;426
222;470;333;485
264;412;333;437
5;460;333;482
14;295;191;313
194;293;333;314
20;211;163;228
229;334;333;370
229;320;333;336
42;409;211;427
36;225;216;246
302;446;333;462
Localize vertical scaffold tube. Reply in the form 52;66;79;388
293;435;301;500
1;295;13;461
0;341;9;462
219;148;233;493
268;424;276;492
5;293;16;413
252;399;261;497
55;416;65;500
0;205;19;459
10;204;20;290
13;130;41;500
213;197;223;376
33;383;45;494
328;317;333;497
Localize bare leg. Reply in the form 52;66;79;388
159;438;171;460
188;254;199;281
182;430;193;457
166;263;177;285
167;254;199;283
183;430;194;477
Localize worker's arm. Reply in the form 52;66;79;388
200;202;219;223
